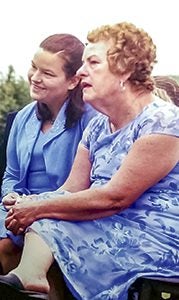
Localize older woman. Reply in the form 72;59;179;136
0;22;178;300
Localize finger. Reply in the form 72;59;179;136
8;208;14;215
9;192;19;199
7;223;24;236
5;216;14;228
2;198;16;206
17;227;25;235
10;195;18;199
6;218;17;230
4;205;14;211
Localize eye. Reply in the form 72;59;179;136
44;71;55;77
31;63;37;70
89;59;99;65
88;58;100;69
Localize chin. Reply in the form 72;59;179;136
83;94;94;103
30;92;43;100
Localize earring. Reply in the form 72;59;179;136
120;81;126;91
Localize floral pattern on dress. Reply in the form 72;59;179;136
1;98;178;299
30;99;179;299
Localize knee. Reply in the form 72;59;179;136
0;238;21;274
0;238;17;255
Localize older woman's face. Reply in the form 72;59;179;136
77;40;120;109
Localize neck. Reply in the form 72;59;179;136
109;90;154;132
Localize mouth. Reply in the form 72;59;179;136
81;81;92;90
31;83;45;91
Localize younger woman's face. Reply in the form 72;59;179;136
28;48;77;106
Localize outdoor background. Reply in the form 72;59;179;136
0;0;179;139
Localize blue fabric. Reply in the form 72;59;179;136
0;100;97;246
1;100;97;196
29;99;179;300
1;99;178;299
27;131;53;194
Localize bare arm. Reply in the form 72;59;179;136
60;144;92;192
5;134;179;234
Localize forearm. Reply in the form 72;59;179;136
26;186;122;221
5;185;122;235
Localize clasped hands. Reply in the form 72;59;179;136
2;192;37;236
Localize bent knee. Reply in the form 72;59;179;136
0;238;18;255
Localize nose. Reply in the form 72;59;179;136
31;70;42;82
76;63;87;78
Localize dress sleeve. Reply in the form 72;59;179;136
80;119;94;150
80;104;98;130
80;114;104;150
140;102;179;138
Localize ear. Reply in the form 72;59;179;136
119;72;132;92
120;71;131;83
68;75;80;91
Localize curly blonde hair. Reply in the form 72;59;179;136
87;22;157;92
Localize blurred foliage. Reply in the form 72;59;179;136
0;65;30;140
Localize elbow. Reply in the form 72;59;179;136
102;185;135;212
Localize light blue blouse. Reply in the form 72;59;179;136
27;130;51;194
1;100;97;196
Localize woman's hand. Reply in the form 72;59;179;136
2;192;19;210
5;201;37;235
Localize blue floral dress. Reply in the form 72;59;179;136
7;99;179;299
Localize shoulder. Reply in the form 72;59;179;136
139;98;179;137
149;97;179;115
16;101;37;117
9;102;37;133
12;102;37;123
85;113;107;132
81;113;107;148
148;98;179;125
